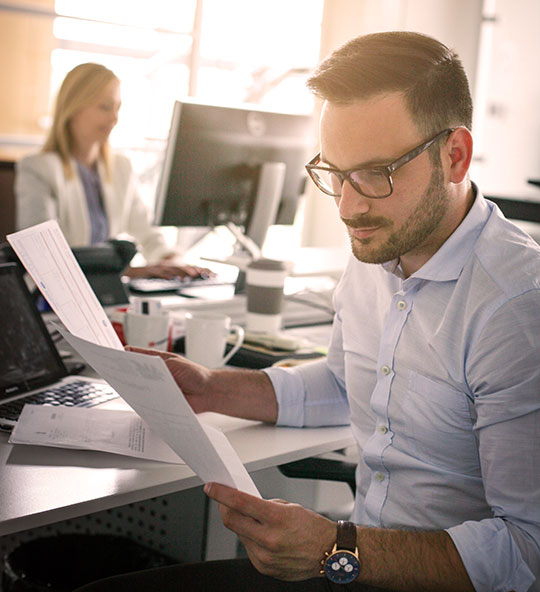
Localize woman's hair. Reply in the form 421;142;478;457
307;31;473;137
42;63;119;178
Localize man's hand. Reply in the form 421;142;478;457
124;348;214;413
124;348;278;422
204;482;336;581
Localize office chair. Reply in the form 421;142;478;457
278;448;357;521
0;160;16;243
486;194;540;223
278;453;356;495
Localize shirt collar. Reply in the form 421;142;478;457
382;183;493;283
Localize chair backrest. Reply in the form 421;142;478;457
0;161;16;242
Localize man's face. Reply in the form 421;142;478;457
320;94;450;271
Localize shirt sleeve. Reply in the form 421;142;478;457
447;289;540;592
15;156;58;230
263;313;350;427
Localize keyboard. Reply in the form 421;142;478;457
128;275;233;294
0;380;118;425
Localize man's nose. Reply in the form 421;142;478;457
336;180;371;219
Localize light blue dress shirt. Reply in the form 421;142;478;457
265;188;540;592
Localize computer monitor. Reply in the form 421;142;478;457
154;99;315;250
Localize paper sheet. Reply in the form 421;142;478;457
7;221;260;497
7;220;122;349
10;405;185;464
58;325;261;497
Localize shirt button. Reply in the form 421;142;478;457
375;472;385;482
378;425;388;434
381;365;391;376
397;300;407;310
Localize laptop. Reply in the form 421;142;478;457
0;262;119;432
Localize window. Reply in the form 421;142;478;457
51;0;324;146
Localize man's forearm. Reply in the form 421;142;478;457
207;368;278;424
356;527;474;592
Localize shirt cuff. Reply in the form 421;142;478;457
263;360;350;428
446;518;535;592
262;367;306;427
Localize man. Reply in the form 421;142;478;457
78;31;540;592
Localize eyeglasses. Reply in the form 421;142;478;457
305;128;454;199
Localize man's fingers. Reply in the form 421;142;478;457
125;346;178;360
204;483;272;522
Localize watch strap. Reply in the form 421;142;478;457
336;520;357;552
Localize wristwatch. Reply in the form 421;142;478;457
320;520;361;584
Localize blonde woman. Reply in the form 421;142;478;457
15;63;207;279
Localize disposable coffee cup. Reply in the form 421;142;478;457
246;258;288;334
124;311;171;351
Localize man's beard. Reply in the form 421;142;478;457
342;163;449;265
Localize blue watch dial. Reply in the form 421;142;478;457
323;550;360;584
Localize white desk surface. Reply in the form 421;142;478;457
0;411;353;537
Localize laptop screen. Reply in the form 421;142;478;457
0;263;67;400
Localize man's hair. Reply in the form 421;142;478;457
307;31;472;137
42;63;119;178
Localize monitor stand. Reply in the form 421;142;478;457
188;162;287;294
230;161;286;293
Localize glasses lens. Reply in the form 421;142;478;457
310;168;342;196
309;165;393;198
349;169;391;198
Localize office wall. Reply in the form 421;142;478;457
301;0;483;247
470;0;540;199
0;0;56;150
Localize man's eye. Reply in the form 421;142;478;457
350;169;389;195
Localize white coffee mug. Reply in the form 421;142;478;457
124;312;171;351
184;312;244;368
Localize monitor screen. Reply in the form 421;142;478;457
154;100;315;247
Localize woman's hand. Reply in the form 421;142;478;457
123;262;214;280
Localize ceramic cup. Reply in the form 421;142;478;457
184;312;244;368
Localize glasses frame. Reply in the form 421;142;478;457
306;128;455;199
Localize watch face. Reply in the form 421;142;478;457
324;550;360;584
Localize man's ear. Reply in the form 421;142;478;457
444;127;473;184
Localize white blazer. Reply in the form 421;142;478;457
15;152;171;263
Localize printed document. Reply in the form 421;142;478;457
57;325;261;497
6;221;261;498
7;220;122;349
10;405;184;464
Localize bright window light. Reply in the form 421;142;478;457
54;17;189;53
55;0;196;32
49;0;324;226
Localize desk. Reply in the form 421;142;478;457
0;413;353;538
0;310;348;564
